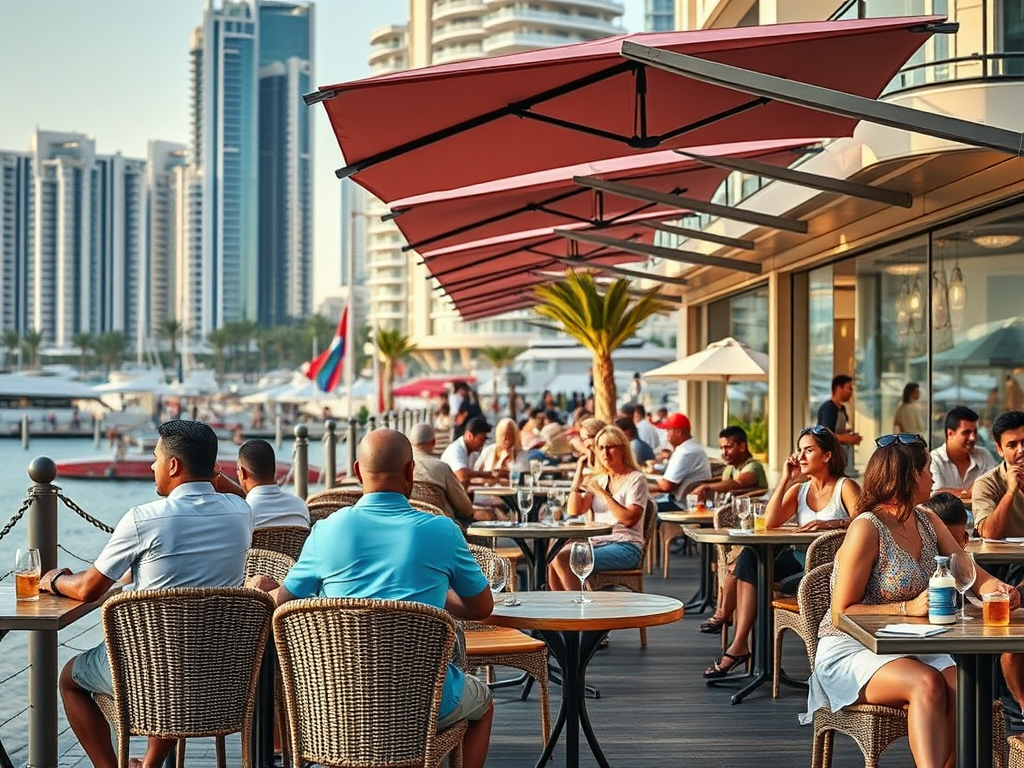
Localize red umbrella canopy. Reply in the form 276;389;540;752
313;17;941;202
387;139;811;253
392;376;474;399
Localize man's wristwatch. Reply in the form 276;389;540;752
49;569;70;597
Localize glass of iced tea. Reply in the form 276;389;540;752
15;548;41;602
983;592;1010;626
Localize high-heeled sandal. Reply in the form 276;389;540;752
703;652;750;679
698;616;732;634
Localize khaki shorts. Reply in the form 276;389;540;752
438;674;492;730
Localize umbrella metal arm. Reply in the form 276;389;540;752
641;221;755;250
620;39;1024;157
562;230;762;273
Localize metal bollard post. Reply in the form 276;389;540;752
347;418;358;478
368;416;377;432
27;457;59;768
323;420;337;490
93;414;102;448
21;414;29;450
293;425;309;499
274;414;283;450
382;412;391;430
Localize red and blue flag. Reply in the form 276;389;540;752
306;307;347;393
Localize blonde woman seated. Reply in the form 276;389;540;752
548;425;649;589
474;418;522;477
705;426;860;678
802;434;1017;768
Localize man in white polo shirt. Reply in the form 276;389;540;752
237;438;310;528
930;405;996;501
652;412;712;512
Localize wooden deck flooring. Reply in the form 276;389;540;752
34;546;960;767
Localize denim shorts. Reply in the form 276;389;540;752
71;641;114;697
438;673;492;729
594;541;642;571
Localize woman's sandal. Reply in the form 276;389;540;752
698;616;732;634
703;652;750;679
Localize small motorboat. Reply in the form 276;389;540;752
55;456;321;484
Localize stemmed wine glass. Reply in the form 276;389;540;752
569;538;595;604
516;483;534;526
949;552;977;621
530;459;544;486
486;557;508;597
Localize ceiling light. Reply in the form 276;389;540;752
972;234;1022;249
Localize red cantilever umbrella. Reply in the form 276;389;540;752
309;16;942;202
386;139;811;253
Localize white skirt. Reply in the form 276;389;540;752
799;634;954;725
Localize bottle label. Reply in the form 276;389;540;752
928;585;957;623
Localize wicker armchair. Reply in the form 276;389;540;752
412;481;452;516
306;487;362;524
246;548;296;584
589;499;659;646
712;503;741;654
273;597;468;768
465;544;550;746
94;588;275;768
251;526;309;561
409;498;450;518
772;529;846;698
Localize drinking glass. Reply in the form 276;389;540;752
516;485;534;525
530;459;543;486
949;552;977;621
734;497;752;531
983;592;1010;626
509;465;521;489
486;557;508;597
569;539;595;604
752;502;767;532
15;548;41;602
685;493;699;512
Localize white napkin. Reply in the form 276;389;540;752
726;528;753;536
875;624;950;637
981;537;1024;544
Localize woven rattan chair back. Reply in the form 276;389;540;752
251;526;309;561
97;588;274;768
409;498;451;518
411;482;450;515
274;597;466;768
805;529;846;572
246;548;297;584
798;563;832;671
306;488;361;525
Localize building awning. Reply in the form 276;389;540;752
309;16;943;202
387;139;811;253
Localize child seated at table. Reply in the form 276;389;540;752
926;491;970;548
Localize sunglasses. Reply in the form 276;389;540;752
799;425;830;437
875;433;926;448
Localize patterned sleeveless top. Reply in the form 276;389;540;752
818;507;940;638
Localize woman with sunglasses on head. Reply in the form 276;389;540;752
802;434;1016;768
548;425;649;590
704;426;860;678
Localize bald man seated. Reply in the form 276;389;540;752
409;423;496;522
249;429;494;768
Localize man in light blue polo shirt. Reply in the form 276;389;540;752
40;420;254;768
266;429;494;768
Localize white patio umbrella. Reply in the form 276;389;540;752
644;337;770;425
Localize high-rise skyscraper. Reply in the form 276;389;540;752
188;0;260;339
257;0;314;326
146;141;189;337
0;151;31;336
645;0;675;31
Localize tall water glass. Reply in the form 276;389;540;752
516;485;534;525
530;459;543;486
569;539;595;604
949;552;977;621
734;497;752;531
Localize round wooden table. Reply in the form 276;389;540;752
486;591;684;768
465;522;612;589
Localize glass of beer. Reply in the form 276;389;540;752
15;548;41;602
752;502;767;532
983;592;1011;626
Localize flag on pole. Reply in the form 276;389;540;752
306;307;347;393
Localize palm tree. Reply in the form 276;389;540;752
21;328;43;371
2;330;20;371
305;314;334;355
92;331;126;375
480;345;523;419
534;271;663;423
206;328;231;380
375;327;417;412
155;319;185;382
72;332;94;377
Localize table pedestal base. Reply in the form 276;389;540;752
954;653;996;768
682;542;714;614
535;629;610;768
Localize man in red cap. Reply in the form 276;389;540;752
652;412;712;512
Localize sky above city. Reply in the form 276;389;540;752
0;0;643;308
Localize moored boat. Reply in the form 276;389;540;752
55;456;322;484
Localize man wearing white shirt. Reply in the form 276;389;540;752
652;413;712;511
930;406;996;500
441;416;492;487
237;439;310;527
632;404;664;453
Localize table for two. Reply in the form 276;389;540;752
486;591;682;768
684;526;823;703
657;509;715;611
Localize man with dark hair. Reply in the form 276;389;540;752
817;374;862;475
930;405;996;499
41;420;254;768
615;416;655;464
972;410;1024;539
409;423;484;522
693;426;768;504
927;491;970;547
441;416;493;487
254;430;494;768
237;439;310;528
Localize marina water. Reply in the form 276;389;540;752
0;435;330;760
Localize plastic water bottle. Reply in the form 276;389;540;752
928;555;957;625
